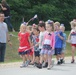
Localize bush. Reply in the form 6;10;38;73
3;0;76;31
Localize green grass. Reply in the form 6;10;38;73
5;32;21;63
65;31;71;56
4;31;74;62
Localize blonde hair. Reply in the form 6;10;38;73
20;24;27;32
27;26;32;31
70;21;76;27
60;25;65;31
54;22;60;27
46;21;54;31
70;21;76;30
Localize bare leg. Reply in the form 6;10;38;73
35;56;40;63
71;46;75;60
48;55;52;68
40;55;44;63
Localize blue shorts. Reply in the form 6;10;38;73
34;51;40;57
19;49;32;55
54;48;62;55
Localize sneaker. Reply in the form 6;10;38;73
47;65;53;70
47;66;51;70
34;62;39;66
60;59;64;64
51;60;54;67
29;63;34;65
36;63;42;69
57;61;61;65
25;60;30;67
43;62;48;68
71;59;75;63
47;60;54;70
20;63;26;68
42;62;46;67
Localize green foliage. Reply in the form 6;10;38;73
1;0;76;30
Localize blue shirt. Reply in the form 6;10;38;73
55;31;63;48
62;33;67;48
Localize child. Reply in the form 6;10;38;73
37;21;49;67
31;26;40;64
67;21;76;63
37;21;55;70
54;22;64;65
26;25;34;63
28;24;38;64
18;22;31;68
60;24;67;63
38;21;46;51
26;25;32;34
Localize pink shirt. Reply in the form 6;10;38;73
43;31;55;49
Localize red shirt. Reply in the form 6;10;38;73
18;32;30;52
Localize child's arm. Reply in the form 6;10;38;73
28;36;33;47
67;31;71;41
35;43;39;47
67;31;71;43
52;33;55;50
18;37;20;41
18;32;21;41
58;32;64;40
28;33;34;47
64;34;67;43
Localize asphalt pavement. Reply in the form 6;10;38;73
0;57;76;75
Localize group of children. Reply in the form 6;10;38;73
17;19;76;70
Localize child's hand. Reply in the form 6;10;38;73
66;40;71;43
18;37;21;41
35;44;38;47
52;48;54;50
26;22;28;25
57;33;60;37
58;33;64;40
30;43;33;47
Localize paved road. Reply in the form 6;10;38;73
0;58;76;75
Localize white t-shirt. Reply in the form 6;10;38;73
44;39;51;45
39;31;45;49
70;29;76;44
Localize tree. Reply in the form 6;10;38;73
2;0;76;30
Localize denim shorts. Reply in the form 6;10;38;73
54;48;62;55
34;51;40;57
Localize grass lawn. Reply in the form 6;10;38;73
5;32;21;62
4;31;75;62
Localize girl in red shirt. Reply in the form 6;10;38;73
18;22;31;68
